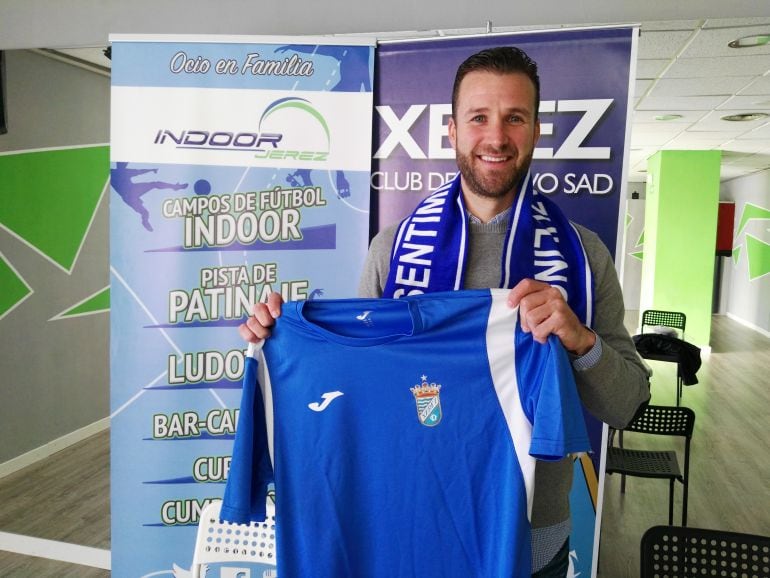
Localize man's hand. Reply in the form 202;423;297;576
507;279;595;355
238;292;284;343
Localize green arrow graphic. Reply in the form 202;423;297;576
736;203;770;238
0;254;32;320
52;286;110;320
746;234;770;281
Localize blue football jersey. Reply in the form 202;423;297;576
222;288;590;577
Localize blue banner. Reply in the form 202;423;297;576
110;34;374;577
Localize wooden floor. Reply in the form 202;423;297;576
0;429;110;577
0;313;768;577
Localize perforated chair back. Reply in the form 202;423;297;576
641;309;686;340
624;405;695;438
641;525;770;577
191;498;277;578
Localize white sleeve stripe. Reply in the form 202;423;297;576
486;291;536;521
259;352;275;467
247;340;265;358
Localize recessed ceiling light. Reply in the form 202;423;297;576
654;114;683;121
728;34;770;48
721;112;769;122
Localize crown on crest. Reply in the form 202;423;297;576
410;375;441;398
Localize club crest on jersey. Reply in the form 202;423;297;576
410;375;442;427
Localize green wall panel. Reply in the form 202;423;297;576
641;150;721;346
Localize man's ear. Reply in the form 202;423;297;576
448;116;457;150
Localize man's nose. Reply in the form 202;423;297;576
485;120;509;148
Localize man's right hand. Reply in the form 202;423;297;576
238;292;284;343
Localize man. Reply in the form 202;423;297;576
240;46;650;577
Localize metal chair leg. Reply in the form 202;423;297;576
682;484;688;527
682;465;690;526
619;430;626;493
668;479;675;525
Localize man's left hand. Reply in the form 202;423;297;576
507;278;595;355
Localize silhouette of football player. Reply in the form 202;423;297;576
111;162;187;231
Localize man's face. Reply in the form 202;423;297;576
448;71;540;202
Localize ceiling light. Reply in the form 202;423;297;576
721;112;769;122
654;114;683;121
728;34;770;48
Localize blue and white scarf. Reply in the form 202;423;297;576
383;172;594;327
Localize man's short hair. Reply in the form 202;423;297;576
451;46;541;118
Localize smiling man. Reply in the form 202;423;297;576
240;46;650;577
449;67;540;219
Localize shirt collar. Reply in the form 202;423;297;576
467;206;512;226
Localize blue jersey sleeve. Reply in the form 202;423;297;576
515;329;591;461
221;354;274;523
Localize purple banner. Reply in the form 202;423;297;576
373;27;634;258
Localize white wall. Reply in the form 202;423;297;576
618;182;646;309
721;170;770;336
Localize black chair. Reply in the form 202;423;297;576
606;405;695;525
641;310;686;340
638;309;687;405
641;525;770;577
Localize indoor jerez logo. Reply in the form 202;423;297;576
152;96;331;162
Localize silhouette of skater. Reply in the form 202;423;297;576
286;168;314;188
277;45;371;200
111;162;187;231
